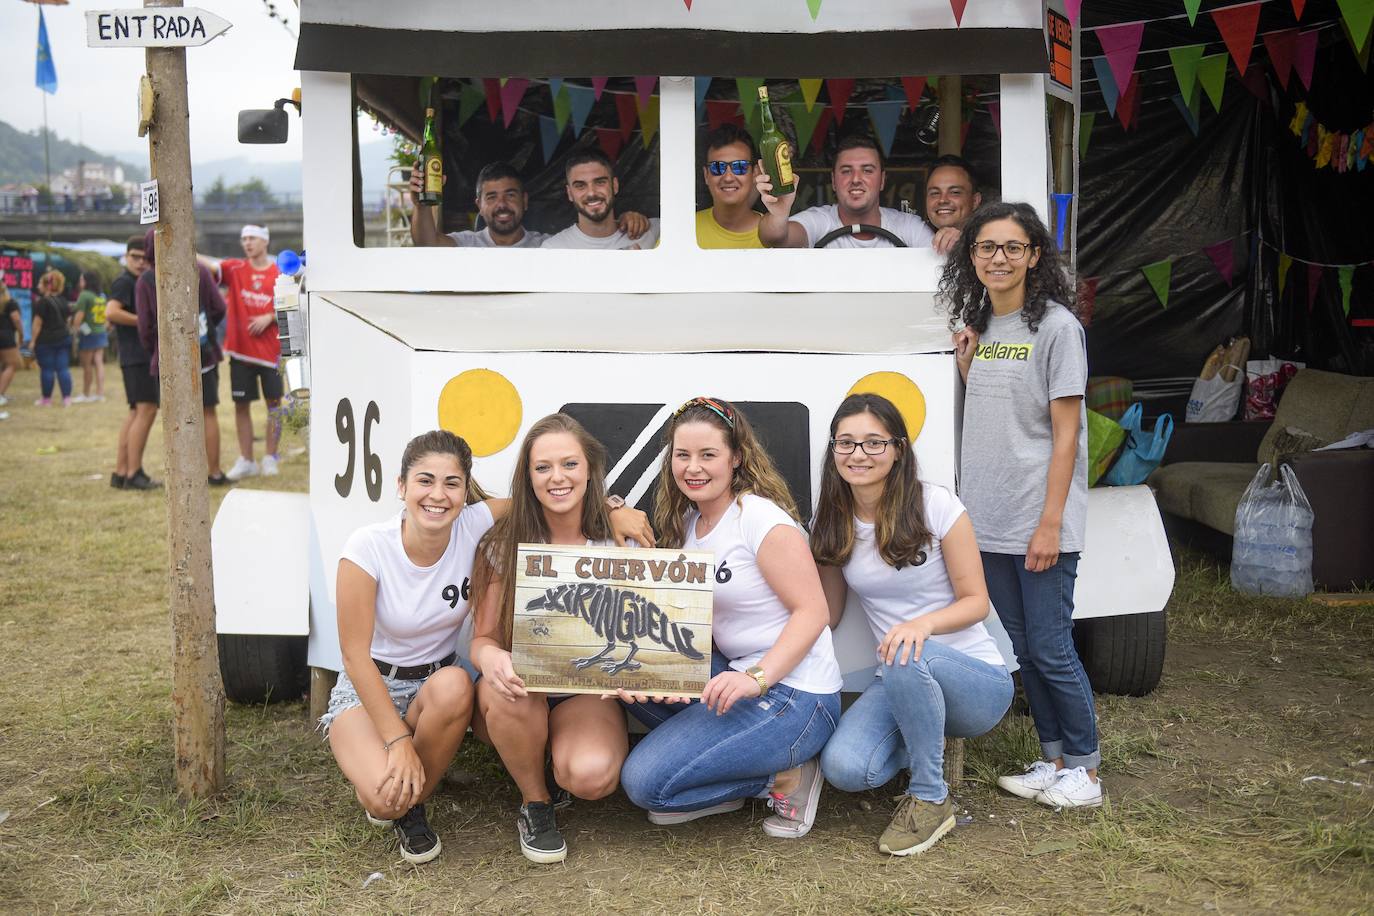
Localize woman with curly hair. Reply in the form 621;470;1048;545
619;397;841;840
939;202;1101;809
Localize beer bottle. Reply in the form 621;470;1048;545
757;86;795;196
419;106;443;205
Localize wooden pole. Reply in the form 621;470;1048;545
937;76;962;156
145;0;225;800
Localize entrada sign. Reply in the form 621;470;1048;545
86;7;231;48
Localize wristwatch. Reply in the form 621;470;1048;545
606;494;626;510
745;665;769;697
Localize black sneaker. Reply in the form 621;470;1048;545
110;473;127;489
392;804;442;865
207;473;230;487
517;801;567;864
546;766;573;811
125;469;162;491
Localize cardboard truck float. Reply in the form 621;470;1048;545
213;0;1173;711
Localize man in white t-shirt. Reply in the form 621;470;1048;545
542;150;660;250
410;161;548;248
756;135;959;254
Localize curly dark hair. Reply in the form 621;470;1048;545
937;201;1076;334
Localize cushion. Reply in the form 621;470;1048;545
1150;461;1261;534
1264;426;1328;470
1257;369;1374;464
1087;376;1133;420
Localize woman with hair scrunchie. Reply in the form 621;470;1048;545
940;201;1102;809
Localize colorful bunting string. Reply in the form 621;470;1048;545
1288;101;1374;172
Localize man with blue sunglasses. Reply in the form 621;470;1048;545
696;125;764;249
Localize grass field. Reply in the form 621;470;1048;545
2;364;1372;914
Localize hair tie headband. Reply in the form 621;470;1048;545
672;396;735;429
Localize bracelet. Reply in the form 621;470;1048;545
382;733;412;752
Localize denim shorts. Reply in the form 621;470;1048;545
317;657;478;737
79;332;109;351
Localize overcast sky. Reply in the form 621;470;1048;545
2;0;303;163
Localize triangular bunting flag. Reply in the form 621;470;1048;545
787;99;829;152
1066;0;1083;26
1337;0;1374;55
866;101;904;156
1307;263;1323;312
634;77;658;108
1185;0;1204;25
1079;277;1098;327
549;78;564;99
552;87;572;133
989;101;1001;136
482;78;502;122
807;0;823;20
566;84;596;134
596;127;624;161
1117;73;1140;130
800;79;824;111
1278;253;1293;296
950;0;968;26
705;99;744;129
1142;260;1172;307
1338;265;1354;316
1293;0;1307;19
1171;93;1201;136
684;0;692;8
811;107;835;154
1198;54;1228;113
1080;111;1096;159
1340;12;1373;70
637;96;660;148
538;116;561;162
1092;56;1120;116
695;77;713;110
827;79;856;124
900;76;929;112
1169;45;1205;102
614;93;638;141
1263;30;1299;90
736;78;765;123
499;78;530;128
1211;3;1263;75
1204;240;1236;285
591;77;609;100
1295;30;1319;89
1241;67;1269;103
1095;22;1145;93
456;82;486;129
1052;193;1073;250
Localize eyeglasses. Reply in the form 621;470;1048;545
972;240;1033;261
673;396;735;428
830;438;901;455
707;160;752;176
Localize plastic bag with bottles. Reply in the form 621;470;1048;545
1230;463;1314;598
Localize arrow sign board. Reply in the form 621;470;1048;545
87;8;231;48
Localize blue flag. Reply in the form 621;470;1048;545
36;8;58;95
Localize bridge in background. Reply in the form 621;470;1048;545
0;209;306;256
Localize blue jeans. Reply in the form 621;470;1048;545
821;640;1012;802
621;651;840;812
35;340;72;398
982;551;1100;770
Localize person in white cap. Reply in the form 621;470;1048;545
205;224;285;481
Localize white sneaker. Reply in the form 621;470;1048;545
0;410;9;420
225;456;260;481
261;454;280;476
997;760;1061;799
647;798;744;826
0;394;9;406
71;394;90;403
1035;766;1103;809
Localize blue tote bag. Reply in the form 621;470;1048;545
1102;403;1174;486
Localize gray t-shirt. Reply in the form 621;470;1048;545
444;226;548;247
789;205;934;248
959;302;1088;554
541;218;660;250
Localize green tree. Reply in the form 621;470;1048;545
109;185;128;208
230;177;276;206
35;184;54;209
203;176;230;206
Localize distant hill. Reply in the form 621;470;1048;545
0;119;145;186
108;140;395;198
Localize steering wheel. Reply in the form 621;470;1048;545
813;224;907;248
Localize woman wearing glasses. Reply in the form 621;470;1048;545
941;202;1101;809
619;397;842;838
813;393;1011;855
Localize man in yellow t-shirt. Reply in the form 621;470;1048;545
696;124;764;249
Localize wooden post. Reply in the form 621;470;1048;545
310;667;338;722
145;0;225;800
937;76;962;156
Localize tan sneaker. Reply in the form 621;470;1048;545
878;794;957;856
762;758;823;838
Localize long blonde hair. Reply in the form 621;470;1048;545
653;397;799;549
470;414;614;649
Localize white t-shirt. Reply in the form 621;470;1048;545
790;204;934;249
339;501;496;667
541;218;661;250
683;494;842;694
841;484;1003;668
444;226;548;248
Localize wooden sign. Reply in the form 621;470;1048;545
513;544;713;697
86;8;232;48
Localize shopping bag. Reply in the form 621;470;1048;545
1087;408;1127;487
1243;358;1304;421
1102;404;1174;486
1230;463;1314;597
1186;338;1248;422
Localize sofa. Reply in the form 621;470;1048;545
1149;368;1374;590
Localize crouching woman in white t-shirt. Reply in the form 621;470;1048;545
620;397;842;839
813;393;1012;856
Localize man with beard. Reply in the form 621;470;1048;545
542;150;660;250
757;134;958;253
410;162;548;248
696;124;764;249
105;234;160;490
924;154;983;236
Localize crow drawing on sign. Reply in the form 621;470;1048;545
531;621;551;638
524;582;705;677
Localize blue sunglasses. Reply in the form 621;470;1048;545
707;159;752;176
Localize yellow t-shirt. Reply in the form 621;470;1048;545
695;208;764;249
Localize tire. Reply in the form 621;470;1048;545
1073;611;1167;697
217;634;308;704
